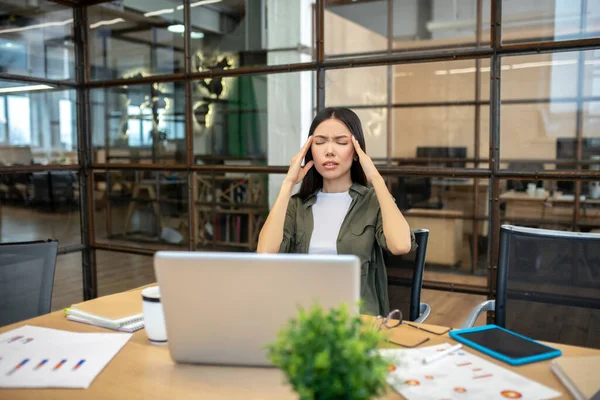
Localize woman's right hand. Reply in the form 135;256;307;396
283;136;314;186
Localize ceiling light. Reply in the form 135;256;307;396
89;18;125;29
0;19;73;34
191;0;222;7
0;85;54;94
167;24;185;33
144;8;174;17
176;0;222;10
191;31;204;39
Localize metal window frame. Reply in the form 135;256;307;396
0;0;598;303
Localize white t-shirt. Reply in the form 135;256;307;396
308;191;353;255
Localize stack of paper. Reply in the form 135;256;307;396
378;343;562;400
0;325;132;389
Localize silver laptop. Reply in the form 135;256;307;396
154;251;361;367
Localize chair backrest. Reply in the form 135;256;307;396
393;177;432;210
385;229;429;321
0;239;59;327
496;225;600;347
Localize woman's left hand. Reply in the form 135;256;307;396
352;136;381;183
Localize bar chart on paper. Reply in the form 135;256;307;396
378;343;562;400
0;325;131;389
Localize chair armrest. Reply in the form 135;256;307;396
414;302;431;324
459;300;495;329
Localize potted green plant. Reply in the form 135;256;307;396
266;303;389;400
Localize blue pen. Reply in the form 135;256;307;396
7;358;30;376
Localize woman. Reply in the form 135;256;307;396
257;107;415;315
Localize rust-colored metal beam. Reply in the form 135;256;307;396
0;165;80;175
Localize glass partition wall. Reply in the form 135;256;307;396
1;0;599;322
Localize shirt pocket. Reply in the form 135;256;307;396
349;219;377;269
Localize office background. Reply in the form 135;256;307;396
0;0;599;338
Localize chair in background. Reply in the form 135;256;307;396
460;225;600;348
385;229;431;323
392;177;439;210
31;171;76;211
0;239;59;327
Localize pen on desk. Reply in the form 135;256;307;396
422;344;462;365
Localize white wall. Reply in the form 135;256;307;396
266;0;314;207
327;0;418;39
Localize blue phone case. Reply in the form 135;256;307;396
449;325;562;366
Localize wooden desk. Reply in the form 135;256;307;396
432;179;489;237
405;209;464;268
1;287;598;399
501;190;600;225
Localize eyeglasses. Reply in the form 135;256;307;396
372;309;403;332
403;321;452;336
372;309;452;348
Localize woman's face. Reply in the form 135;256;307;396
310;118;356;181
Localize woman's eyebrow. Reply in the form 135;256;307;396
313;134;349;139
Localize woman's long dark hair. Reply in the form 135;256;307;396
297;107;368;200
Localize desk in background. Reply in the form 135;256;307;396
431;179;489;237
501;190;600;225
404;209;464;267
2;286;597;399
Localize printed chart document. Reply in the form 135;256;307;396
378;343;562;400
0;325;131;389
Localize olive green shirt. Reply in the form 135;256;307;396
278;182;417;316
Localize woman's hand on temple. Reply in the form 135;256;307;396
352;136;381;183
284;136;314;186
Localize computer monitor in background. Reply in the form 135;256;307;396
556;138;600;195
392;177;433;210
416;146;468;169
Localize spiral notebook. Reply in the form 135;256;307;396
64;290;146;332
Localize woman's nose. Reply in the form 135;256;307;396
325;142;335;156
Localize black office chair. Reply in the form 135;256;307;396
393;177;437;210
460;225;600;348
385;229;431;323
31;171;76;211
0;239;59;327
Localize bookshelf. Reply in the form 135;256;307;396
194;174;268;250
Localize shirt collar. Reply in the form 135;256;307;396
302;182;367;208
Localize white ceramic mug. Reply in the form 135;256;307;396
142;286;167;344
